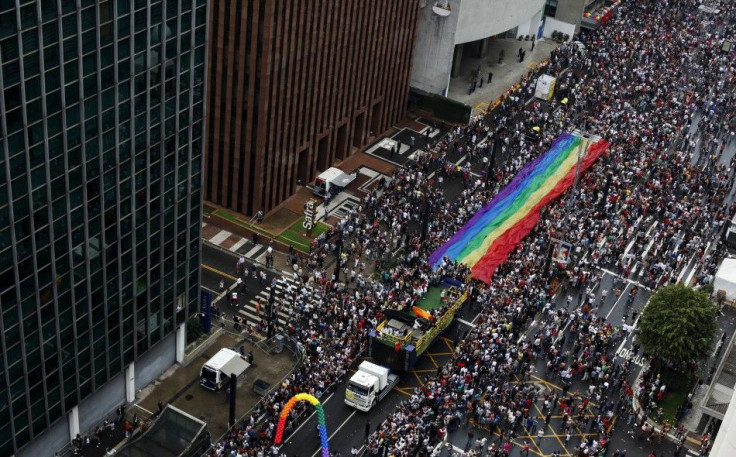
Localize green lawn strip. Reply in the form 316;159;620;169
652;366;692;423
277;231;311;251
213;209;273;237
276;218;330;251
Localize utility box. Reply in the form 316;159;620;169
273;334;284;354
253;379;270;396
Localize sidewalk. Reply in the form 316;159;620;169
132;331;298;444
201;118;439;262
447;38;560;114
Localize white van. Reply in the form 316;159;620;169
200;348;250;391
313;167;356;197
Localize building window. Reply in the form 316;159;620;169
545;0;558;17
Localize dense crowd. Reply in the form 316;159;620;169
208;0;736;456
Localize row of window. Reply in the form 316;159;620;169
0;277;199;454
0;0;207;38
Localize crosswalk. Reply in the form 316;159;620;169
243;243;269;261
234;275;322;331
202;221;269;258
365;127;440;165
327;195;362;219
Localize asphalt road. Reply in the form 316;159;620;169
201;242;280;321
278;324;463;457
212;96;736;457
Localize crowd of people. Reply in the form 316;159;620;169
208;0;736;456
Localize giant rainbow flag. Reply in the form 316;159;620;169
429;132;610;283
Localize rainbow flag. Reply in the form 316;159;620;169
429;133;610;283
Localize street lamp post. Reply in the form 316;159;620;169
267;285;275;339
333;230;343;283
420;199;432;241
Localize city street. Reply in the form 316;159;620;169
200;4;736;457
201;242;284;325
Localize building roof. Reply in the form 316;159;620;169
117;405;208;457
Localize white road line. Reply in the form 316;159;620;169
202;286;219;295
310;410;358;457
131;404;154;415
209;230;232;245
605;282;632;320
677;253;697;282
281;392;336;447
230;238;248;252
245;244;264;258
614;313;642;355
596;267;649;290
518;320;537;344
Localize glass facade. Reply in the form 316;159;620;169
0;0;207;454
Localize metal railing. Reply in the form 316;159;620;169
207;333;306;451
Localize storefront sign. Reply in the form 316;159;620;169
303;199;316;231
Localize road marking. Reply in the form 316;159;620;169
605;282;631;320
201;263;237;281
230;238;248;252
457;318;477;328
393;387;413;397
245;244;264;258
201;285;220;295
131;404;154;415
282;392;335;447
209;229;233;245
614;313;642;362
596;267;649;290
310;410;358;457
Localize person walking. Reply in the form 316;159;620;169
465;430;475;451
521;441;530;457
487;71;493;84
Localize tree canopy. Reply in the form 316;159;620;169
638;283;718;370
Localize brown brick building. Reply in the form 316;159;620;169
205;0;420;215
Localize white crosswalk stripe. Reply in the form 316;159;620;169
234;276;322;330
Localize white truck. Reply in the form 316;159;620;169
200;348;250;391
726;213;736;250
313;167;356;197
344;361;399;411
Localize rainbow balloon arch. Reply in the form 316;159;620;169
274;393;330;457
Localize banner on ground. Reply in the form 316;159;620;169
552;240;573;265
429;132;610;283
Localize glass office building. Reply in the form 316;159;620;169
0;1;207;455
